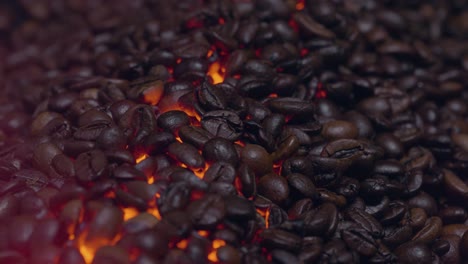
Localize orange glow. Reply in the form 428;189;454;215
147;175;155;184
193;165;208;179
218;17;225;25
198;230;209;237
208;239;226;262
176;239;188;249
207;61;225;84
147;199;161;220
268;93;278;98
147;207;161;220
176;58;182;64
143;83;164;106
207;49;214;58
77;231;110;264
161;104;201;122
296;0;305;10
136;153;148;164
176;136;183;143
257;208;270;228
123;207;139;221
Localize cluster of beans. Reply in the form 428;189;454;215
1;0;468;263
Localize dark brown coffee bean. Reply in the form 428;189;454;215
203;162;236;183
203;137;239;166
321;120;359;140
411;216;442;243
201;110;243;141
187;194;225;229
58;246;86;264
439;235;461;264
157;110;190;133
258;173;289;205
439;206;467;224
238;163;256;198
75;150;109;183
302;203;338;237
286;173;317;198
408;192;438;216
293;13;336;39
92;245;130;264
442;169;468;200
87;204;123;242
341;226;378;256
346;208;383;238
395;241;432;264
168;142;205;170
241;144;272;176
225;195;256;221
178;125;214;149
260;229;302;252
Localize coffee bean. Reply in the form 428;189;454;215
203;137;239;166
201;110;243;141
258;173;289;205
411;216;442;243
168;142;205;170
187;194;225;229
241;144;272;176
395;241;432;264
75;150;109;183
321;120;359;140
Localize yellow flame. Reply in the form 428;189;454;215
77;232;109;264
208;62;225;84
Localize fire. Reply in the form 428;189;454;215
208;239;226;262
207;61;225;84
77;231;116;264
198;230;209;237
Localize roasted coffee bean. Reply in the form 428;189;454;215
258;173;289;205
260;229;302;252
168;142;205;170
346;208;383;238
187;194;225;229
201;110;243;141
395;241;432;264
321;120;358;140
241;144;272;176
203;137;239;166
439;206;467;224
178;125;214;149
302;203;338;237
286;173;317;198
203;162;236;183
341;226;378;256
157;110;190;133
411;216;442;243
75;150;109;183
238;163;256;198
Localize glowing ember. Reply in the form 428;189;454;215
123;207;139;221
142;82;164;106
198;230;209;237
315;82;327;99
176;239;189;249
193;165;208;179
208;239;226;262
207;61;225;84
147;175;155;184
296;0;305;10
136;153;148;164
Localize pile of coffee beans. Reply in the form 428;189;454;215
1;0;468;263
